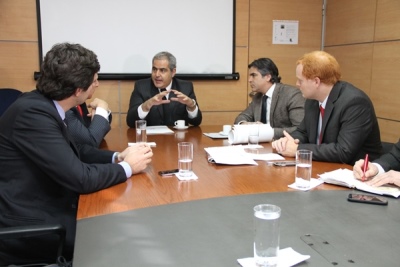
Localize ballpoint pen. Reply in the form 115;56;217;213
362;154;369;182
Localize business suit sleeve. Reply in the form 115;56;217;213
13;105;126;194
234;95;259;124
272;86;305;138
65;109;111;147
375;140;400;172
293;91;381;164
127;81;147;127
181;81;202;126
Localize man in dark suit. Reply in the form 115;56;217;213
66;98;111;147
234;58;305;139
353;140;400;186
272;51;382;165
126;51;202;127
0;43;153;265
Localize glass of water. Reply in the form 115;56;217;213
178;142;193;177
135;120;147;143
295;150;312;189
254;204;281;267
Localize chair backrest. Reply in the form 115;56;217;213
0;88;22;116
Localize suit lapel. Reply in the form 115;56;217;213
320;83;341;142
269;84;281;125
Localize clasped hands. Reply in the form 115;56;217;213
143;89;195;112
118;143;153;174
271;130;299;157
353;160;400;187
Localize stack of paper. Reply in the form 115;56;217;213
146;125;174;135
204;145;284;165
228;124;273;145
318;168;400;198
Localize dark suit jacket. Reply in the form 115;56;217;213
234;83;305;139
291;81;383;165
0;90;126;264
65;103;111;147
126;78;202;127
375;139;400;171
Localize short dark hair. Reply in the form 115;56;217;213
36;43;100;100
248;58;281;83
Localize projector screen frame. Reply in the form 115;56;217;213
35;0;239;81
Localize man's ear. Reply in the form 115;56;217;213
264;74;272;82
74;88;84;96
171;68;177;77
314;77;321;86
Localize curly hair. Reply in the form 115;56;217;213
36;43;100;100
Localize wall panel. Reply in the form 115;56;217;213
324;44;373;96
370;42;400;121
0;42;38;90
375;0;400;41
249;0;322;88
325;0;376;46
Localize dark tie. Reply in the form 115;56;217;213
319;105;325;144
261;95;268;123
160;88;167;100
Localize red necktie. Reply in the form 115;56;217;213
76;105;83;117
319;105;325;144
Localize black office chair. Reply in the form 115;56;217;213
0;224;68;267
0;88;22;117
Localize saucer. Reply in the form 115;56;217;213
174;126;189;130
219;131;229;136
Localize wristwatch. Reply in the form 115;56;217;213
189;99;196;109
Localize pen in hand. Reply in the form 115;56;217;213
362;154;369;182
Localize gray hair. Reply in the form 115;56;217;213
153;51;176;70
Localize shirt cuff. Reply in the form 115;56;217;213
118;161;133;178
96;106;111;121
187;105;198;118
138;104;149;119
372;162;385;176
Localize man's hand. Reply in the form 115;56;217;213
366;170;400;187
170;89;196;111
142;91;170;112
271;130;299;157
89;98;109;111
353;159;378;180
119;144;153;174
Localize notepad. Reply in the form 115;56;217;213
318;168;400;198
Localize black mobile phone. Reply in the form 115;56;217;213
158;169;179;176
273;161;296;167
347;193;388;205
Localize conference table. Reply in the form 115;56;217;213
74;126;400;266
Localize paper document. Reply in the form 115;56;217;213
318;168;400;198
204;145;284;165
288;178;324;191
204;146;258;165
203;132;228;139
128;142;156;147
237;247;310;267
146;125;174;135
228;124;273;144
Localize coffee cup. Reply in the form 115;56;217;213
222;125;232;135
174;120;185;128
